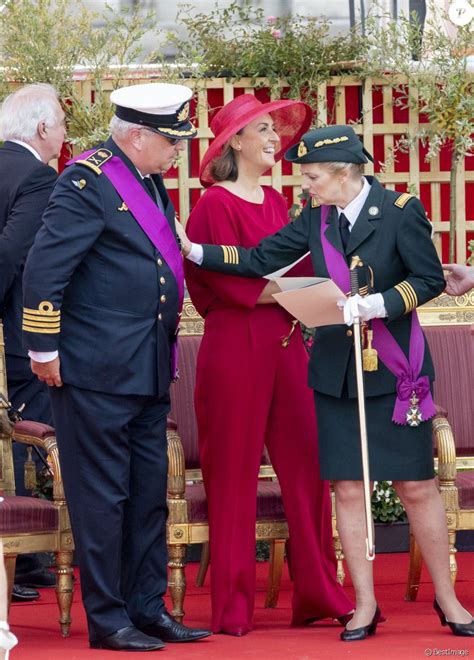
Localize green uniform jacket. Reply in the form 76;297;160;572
199;177;445;398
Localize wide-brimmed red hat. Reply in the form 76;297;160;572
199;94;312;187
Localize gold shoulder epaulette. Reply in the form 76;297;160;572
76;149;113;175
394;192;415;209
394;280;418;314
23;301;61;334
311;198;320;209
221;245;239;265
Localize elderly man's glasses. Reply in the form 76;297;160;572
140;126;183;146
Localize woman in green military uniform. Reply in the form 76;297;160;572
178;125;474;640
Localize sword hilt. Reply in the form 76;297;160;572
349;255;364;297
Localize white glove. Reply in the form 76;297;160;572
337;293;387;326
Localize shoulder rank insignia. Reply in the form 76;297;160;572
394;192;415;209
76;148;113;175
72;178;87;190
311;197;320;208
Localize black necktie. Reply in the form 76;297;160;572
339;212;351;250
143;177;164;213
143;177;157;201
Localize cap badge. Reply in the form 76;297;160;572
72;178;87;190
368;206;379;216
177;102;190;122
297;141;308;157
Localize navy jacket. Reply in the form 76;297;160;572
0;141;57;358
198;177;446;398
23;137;180;397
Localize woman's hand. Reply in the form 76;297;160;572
443;263;474;297
175;217;192;257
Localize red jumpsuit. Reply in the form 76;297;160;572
184;185;352;634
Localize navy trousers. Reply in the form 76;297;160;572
49;383;170;642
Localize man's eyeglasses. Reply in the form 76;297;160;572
139;126;183;146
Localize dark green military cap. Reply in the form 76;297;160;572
285;125;374;164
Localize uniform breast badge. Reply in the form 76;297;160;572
72;178;87;190
117;202;129;212
406;391;423;427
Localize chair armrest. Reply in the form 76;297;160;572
12;421;64;502
167;418;186;500
432;412;459;512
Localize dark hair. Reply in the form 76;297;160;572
209;128;244;182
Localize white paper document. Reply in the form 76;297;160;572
264;252;311;279
272;277;346;328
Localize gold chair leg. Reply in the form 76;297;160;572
196;541;209;587
55;550;74;637
265;539;285;609
3;555;16;613
405;532;423;601
333;529;345;585
448;530;458;586
168;545;186;622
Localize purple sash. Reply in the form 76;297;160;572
319;205;435;426
67;151;184;379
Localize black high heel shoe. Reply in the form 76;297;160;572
433;599;474;637
340;605;382;642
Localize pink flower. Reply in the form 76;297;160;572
271;28;282;39
266;15;277;25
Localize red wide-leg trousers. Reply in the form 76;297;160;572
195;311;352;634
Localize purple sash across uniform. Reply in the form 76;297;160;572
319;204;435;426
67;151;184;379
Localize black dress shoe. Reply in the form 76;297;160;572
140;612;212;643
434;598;474;637
90;625;165;651
15;568;56;589
11;584;40;602
340;605;382;641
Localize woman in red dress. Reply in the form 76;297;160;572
184;95;353;636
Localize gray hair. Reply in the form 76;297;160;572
321;161;364;178
0;83;61;141
109;115;143;138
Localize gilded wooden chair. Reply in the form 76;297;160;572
0;321;74;636
166;299;290;621
406;291;474;600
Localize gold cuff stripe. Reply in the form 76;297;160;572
398;281;417;309
394;193;415;209
222;245;239;265
403;281;418;308
394;284;410;312
22;325;60;334
394;281;418;313
22;319;61;329
23;308;60;317
23;313;61;323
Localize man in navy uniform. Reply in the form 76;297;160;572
0;83;66;600
22;83;211;651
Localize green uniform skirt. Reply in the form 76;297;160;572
314;391;435;481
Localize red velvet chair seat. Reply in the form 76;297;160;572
0;496;58;534
185;481;286;523
457;473;474;510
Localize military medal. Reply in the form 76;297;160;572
406;391;423;427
